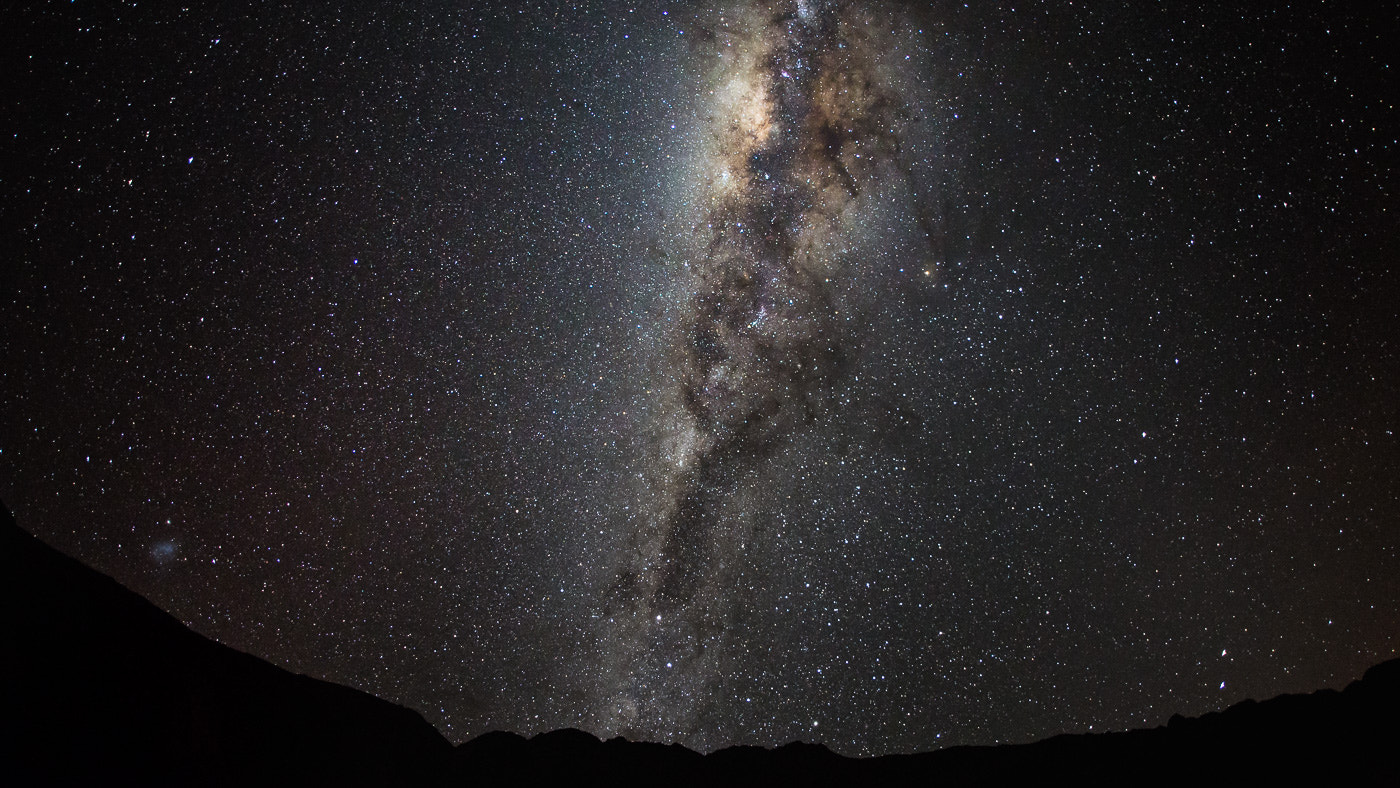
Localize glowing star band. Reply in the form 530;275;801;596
595;1;923;747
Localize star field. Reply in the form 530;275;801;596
2;0;1398;757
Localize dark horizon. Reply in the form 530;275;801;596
5;503;1398;786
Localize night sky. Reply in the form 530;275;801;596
3;0;1398;757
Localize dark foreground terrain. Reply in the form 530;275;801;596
4;501;1396;785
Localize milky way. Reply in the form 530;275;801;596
597;0;932;743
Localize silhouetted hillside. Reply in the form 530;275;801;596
446;662;1399;785
0;502;453;786
3;499;1396;785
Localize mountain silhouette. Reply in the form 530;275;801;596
0;500;453;786
3;500;1396;785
